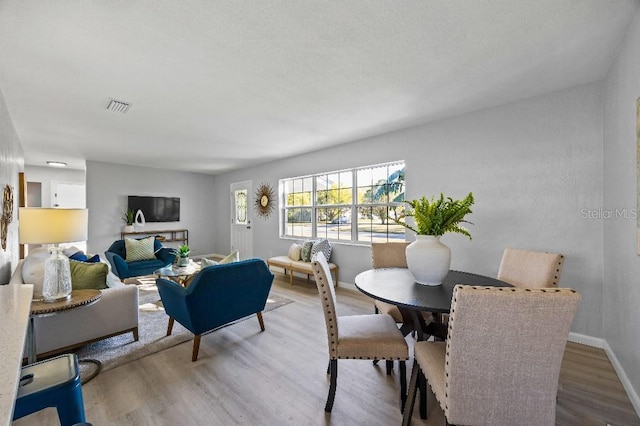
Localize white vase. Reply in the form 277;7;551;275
123;225;134;233
405;235;451;285
177;256;189;267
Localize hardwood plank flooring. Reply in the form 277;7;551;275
13;273;640;425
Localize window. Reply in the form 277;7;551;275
234;189;248;225
280;161;405;243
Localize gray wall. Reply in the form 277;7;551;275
25;165;85;207
603;9;640;403
0;86;24;284
86;161;217;256
212;82;604;339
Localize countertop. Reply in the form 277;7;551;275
0;284;33;425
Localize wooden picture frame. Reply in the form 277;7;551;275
18;172;26;258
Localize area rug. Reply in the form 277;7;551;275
74;276;293;379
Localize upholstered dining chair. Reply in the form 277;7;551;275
311;252;409;413
370;242;411;322
370;242;433;374
497;247;565;288
402;285;581;426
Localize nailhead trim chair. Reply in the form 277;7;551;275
370;242;412;323
370;242;433;374
311;252;409;413
497;247;565;288
402;285;581;426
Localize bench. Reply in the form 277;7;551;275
267;256;339;287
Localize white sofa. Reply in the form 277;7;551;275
10;259;139;359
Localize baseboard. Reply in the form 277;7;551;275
568;332;640;417
603;340;640;417
568;332;605;348
338;281;356;291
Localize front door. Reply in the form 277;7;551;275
230;181;253;259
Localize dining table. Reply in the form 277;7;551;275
354;268;512;341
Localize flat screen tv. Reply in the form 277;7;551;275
128;196;180;223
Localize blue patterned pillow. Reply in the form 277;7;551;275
311;239;332;262
301;240;315;262
69;251;101;263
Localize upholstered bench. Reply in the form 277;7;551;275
267;255;339;287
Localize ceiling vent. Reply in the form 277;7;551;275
105;98;131;114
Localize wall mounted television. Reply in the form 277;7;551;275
128;196;180;222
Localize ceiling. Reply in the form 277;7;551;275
0;1;636;174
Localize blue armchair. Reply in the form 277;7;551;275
105;239;176;279
156;258;274;361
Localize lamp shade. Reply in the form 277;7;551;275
18;208;88;244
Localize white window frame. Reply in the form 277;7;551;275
279;161;405;244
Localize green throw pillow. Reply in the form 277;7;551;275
125;237;156;262
69;259;109;290
301;240;315;262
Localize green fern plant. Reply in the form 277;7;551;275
395;192;474;239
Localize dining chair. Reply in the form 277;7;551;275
370;242;411;322
311;252;409;413
370;242;433;374
497;247;565;288
402;285;581;426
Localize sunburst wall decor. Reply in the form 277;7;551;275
255;182;276;219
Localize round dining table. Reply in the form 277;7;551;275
355;268;512;340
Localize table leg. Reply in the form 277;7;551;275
402;309;430;341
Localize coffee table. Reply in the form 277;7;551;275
155;260;200;286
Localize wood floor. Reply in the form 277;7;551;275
14;273;640;426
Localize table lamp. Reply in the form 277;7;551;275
19;208;88;302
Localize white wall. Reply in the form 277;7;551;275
0;86;24;284
603;8;640;406
24;165;85;207
86;161;217;257
212;82;604;338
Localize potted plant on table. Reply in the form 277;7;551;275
173;244;191;267
395;192;474;285
122;208;135;232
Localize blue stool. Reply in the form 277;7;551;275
13;354;86;426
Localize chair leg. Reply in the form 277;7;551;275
257;311;265;331
325;359;338;412
386;360;393;375
399;360;407;412
55;380;86;426
191;335;201;362
132;327;139;341
402;360;420;426
419;368;427;419
166;317;174;336
373;305;382;365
